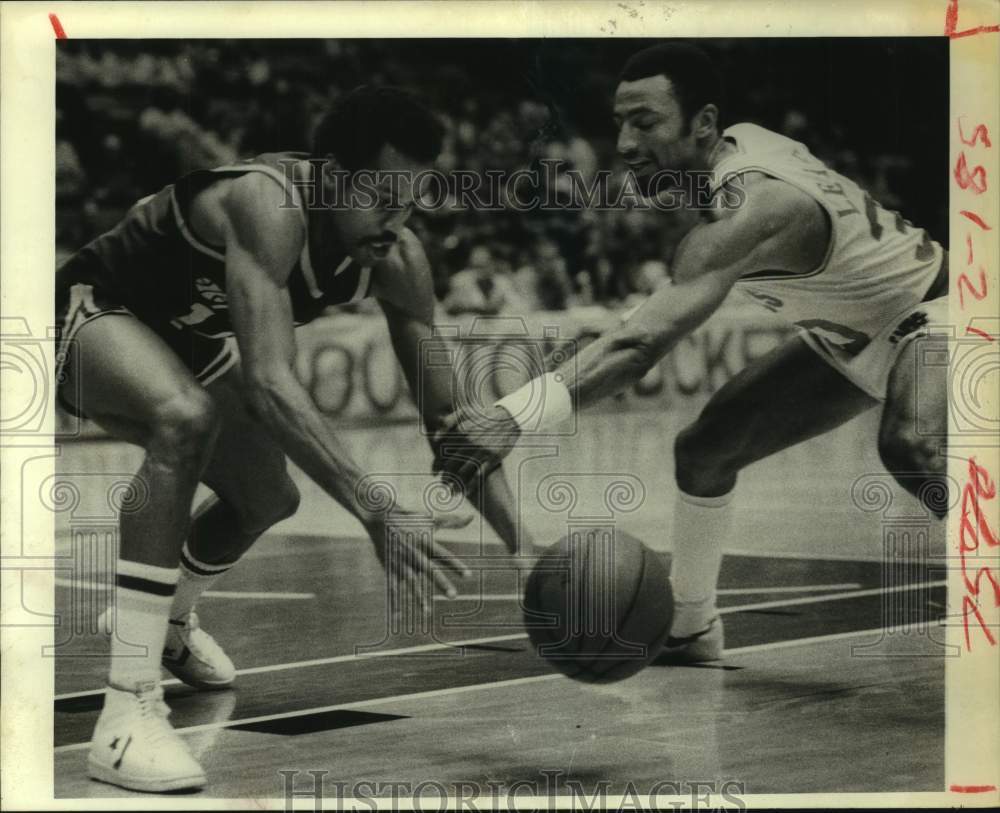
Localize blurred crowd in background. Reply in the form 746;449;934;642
56;38;948;314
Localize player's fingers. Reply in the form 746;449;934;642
440;454;475;488
483;453;504;477
394;549;422;614
431;508;473;530
428;539;472;579
427;562;458;600
431;442;450;474
437;454;468;484
435;471;464;498
444;455;487;497
459;457;487;493
430;431;448;455
441;469;466;496
386;569;403;620
401;561;433;618
411;544;460;599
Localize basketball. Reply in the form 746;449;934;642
522;529;674;683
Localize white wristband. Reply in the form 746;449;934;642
495;372;573;432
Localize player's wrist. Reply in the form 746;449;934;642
489;403;521;430
494;372;573;433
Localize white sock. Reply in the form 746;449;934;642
109;560;178;690
669;488;735;637
170;541;233;620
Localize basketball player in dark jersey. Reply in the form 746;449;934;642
57;86;524;792
437;43;950;667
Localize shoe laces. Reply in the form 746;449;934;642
132;683;175;744
175;611;221;660
181;611;201;632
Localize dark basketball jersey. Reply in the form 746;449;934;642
56;152;374;339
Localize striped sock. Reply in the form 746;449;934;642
110;560;179;690
170;541;233;620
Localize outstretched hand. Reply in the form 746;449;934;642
363;499;473;618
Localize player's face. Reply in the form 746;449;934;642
327;144;430;265
613;75;700;185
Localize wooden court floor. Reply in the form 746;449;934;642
51;411;949;799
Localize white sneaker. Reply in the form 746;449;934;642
97;609;236;690
162;611;236;690
661;615;725;663
87;682;206;792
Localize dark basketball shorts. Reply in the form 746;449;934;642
55;279;239;418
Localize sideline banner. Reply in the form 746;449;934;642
293;300;794;425
55;299;795;435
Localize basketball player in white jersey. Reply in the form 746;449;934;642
436;42;949;662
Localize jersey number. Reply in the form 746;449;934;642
863;193;935;262
173;302;216;328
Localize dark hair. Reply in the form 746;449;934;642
619;41;724;128
312;85;444;170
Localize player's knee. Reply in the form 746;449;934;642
674;423;702;476
237;476;301;535
674;419;737;496
879;415;950;519
878;418;941;478
265;477;301;526
148;387;220;468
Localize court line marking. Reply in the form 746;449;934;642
723;620;945;656
724;546;941;564
201;591;315;600
721;583;862;595
433;583;865;601
53;578;315;600
53;632;531;701
718;579;945;614
53;622;935;754
53;580;942;703
432;594;527;602
54;673;564;753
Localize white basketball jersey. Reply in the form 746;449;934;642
711;123;944;356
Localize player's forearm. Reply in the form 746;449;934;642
553;326;666;409
550;274;731;411
392;327;452;435
469;466;535;555
495;289;723;434
397;328;531;551
245;367;374;525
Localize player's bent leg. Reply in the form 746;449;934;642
197;365;301;563
61;313;216;792
163;365;301;690
674;336;879;498
64;316;221;568
664;336;878;662
879;333;949;519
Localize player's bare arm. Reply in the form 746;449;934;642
564;175;828;406
437;176;829;485
374;229;536;556
221;175;470;598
